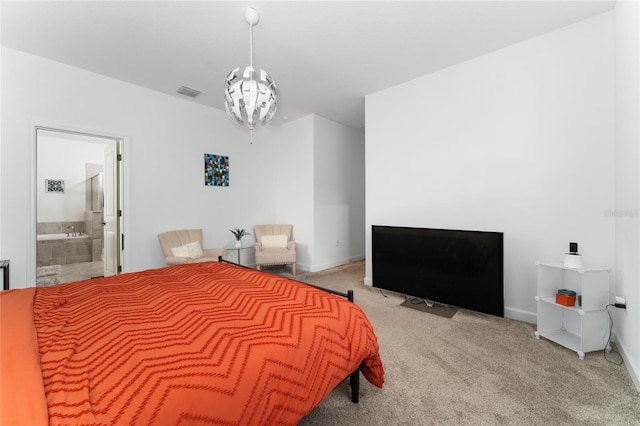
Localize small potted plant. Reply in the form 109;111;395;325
230;228;250;248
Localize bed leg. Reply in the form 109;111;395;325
350;366;360;403
347;290;359;403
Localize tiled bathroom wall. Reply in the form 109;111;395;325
36;221;90;267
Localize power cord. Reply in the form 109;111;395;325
604;304;624;365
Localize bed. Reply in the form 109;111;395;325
0;260;384;425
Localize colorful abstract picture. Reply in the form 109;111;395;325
204;154;229;186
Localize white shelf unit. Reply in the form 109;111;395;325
534;262;610;360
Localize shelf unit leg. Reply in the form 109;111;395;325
578;351;585;360
534;331;540;339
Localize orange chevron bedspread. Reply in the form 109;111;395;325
0;262;383;425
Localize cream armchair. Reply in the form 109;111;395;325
158;229;226;265
253;224;297;276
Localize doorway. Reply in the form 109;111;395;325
35;128;122;286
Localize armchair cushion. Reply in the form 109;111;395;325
170;241;204;259
260;234;288;248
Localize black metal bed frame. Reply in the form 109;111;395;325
218;257;361;403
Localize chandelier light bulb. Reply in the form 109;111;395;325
224;7;277;142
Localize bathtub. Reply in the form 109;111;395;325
37;233;93;267
37;233;88;241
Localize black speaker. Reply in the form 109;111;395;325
569;242;578;254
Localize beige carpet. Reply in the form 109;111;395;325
282;261;640;426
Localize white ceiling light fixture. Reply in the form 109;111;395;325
224;7;277;143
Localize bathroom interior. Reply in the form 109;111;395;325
36;130;114;286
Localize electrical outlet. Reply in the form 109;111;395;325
615;296;626;305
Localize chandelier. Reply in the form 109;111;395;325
224;7;277;142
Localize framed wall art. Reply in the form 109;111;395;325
204;154;229;187
45;179;65;193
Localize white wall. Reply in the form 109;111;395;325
271;115;315;269
313;115;365;270
1;46;364;288
37;135;105;222
1;46;278;288
268;114;366;272
365;13;615;323
614;1;640;391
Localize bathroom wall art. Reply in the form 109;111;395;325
46;179;65;193
204;154;229;187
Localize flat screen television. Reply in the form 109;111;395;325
372;225;504;317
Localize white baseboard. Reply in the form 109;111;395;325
505;307;536;324
614;334;640;394
305;255;364;273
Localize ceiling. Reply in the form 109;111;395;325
1;1;615;130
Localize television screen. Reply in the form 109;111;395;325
372;225;504;317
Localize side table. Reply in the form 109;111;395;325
225;244;253;266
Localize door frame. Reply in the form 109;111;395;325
28;123;129;286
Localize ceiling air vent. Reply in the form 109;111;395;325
176;86;202;98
